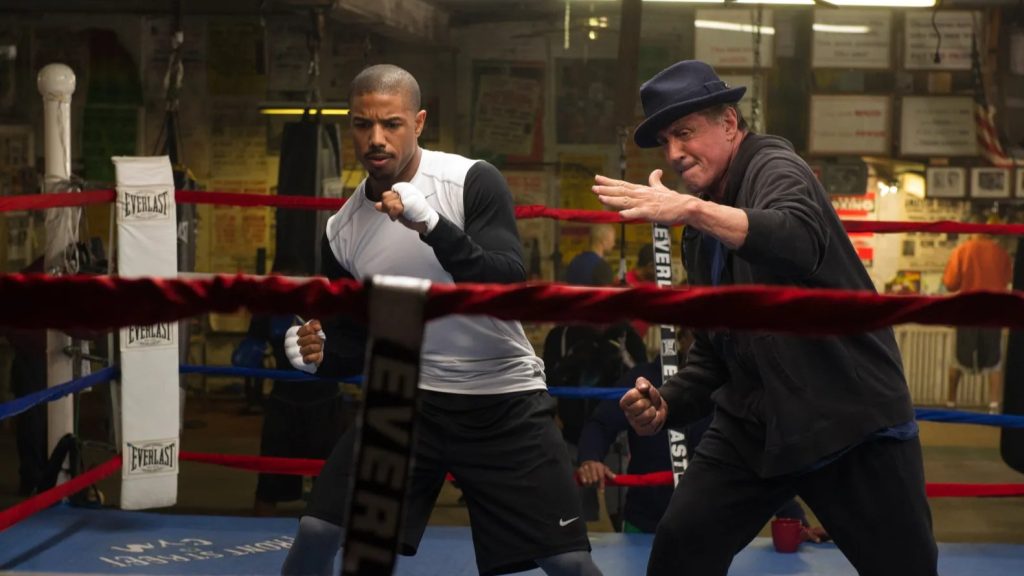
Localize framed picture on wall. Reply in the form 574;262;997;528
900;97;977;157
812;9;892;70
809;95;891;156
925;167;967;199
970;167;1011;199
1017;168;1024;198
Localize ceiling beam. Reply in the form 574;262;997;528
326;0;450;46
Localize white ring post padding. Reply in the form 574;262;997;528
114;156;179;510
37;63;76;477
342;275;430;576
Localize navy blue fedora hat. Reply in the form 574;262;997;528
633;60;746;148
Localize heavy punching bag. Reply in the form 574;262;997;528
1001;236;1024;473
274;114;341;275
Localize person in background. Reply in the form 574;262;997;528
565;224;616;287
943;212;1013;414
625;243;656;287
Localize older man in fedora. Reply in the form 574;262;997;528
593;60;938;575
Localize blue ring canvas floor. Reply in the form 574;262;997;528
1;504;1022;575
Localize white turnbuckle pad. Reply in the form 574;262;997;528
114;156;179;510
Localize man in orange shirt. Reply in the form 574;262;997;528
943;218;1013;413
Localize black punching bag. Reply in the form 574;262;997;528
274;115;341;275
1001;236;1024;473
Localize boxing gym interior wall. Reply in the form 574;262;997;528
1;0;1023;566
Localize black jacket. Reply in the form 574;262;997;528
659;133;914;477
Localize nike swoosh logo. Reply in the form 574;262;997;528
559;517;579;527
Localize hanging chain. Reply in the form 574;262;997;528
751;6;763;133
305;9;324;105
163;29;184;112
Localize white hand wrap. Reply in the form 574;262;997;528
392;182;439;233
284;324;326;374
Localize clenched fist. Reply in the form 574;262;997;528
374;182;438;234
285;319;327;374
619;377;668;436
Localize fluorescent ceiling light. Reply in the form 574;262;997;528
735;0;814;5
259;104;349;116
694;19;776;35
813;23;871;34
588;1;726;3
823;0;934;7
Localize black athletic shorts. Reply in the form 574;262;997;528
306;389;591;576
955;327;1002;372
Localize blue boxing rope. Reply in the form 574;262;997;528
179;364;362;384
546;386;630;401
0;366;119;422
914;408;1024;429
5;366;1020;429
547;387;1024;429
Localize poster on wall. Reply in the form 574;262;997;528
900;196;966;273
694;9;774;69
473;75;542;156
555;59;617;145
812;9;892;69
971;167;1011;199
471;61;544;164
830;190;876;267
925;167;968;199
904;11;979;71
900;234;961;272
900;96;976;157
809;95;890;156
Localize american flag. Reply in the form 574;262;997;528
971;31;1018;167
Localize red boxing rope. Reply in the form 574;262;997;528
4;452;1022;531
0;190;115;212
180;451;1024;496
1;274;1023;334
5;190;1024;236
512;204;639;224
180;451;324;476
0;455;121;532
176;190;345;211
926;483;1024;498
840;220;1024;235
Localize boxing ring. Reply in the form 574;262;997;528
3;204;1024;574
3;69;1024;575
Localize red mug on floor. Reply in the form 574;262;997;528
771;518;802;553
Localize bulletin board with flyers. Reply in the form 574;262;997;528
470;61;545;164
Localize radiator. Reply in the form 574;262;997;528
894;325;1003;408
